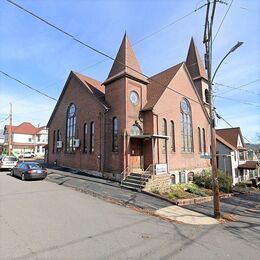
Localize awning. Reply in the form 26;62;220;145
237;146;247;151
238;161;259;170
130;134;170;140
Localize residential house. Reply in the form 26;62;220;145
47;33;211;184
3;122;48;156
216;127;259;185
0;129;4;154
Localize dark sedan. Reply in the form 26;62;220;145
11;162;47;181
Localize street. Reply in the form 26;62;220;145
1;171;260;260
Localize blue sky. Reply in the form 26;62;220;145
0;0;259;142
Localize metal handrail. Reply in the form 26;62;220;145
120;166;132;185
139;164;154;189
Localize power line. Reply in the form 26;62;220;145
215;95;260;107
215;111;253;143
213;0;234;42
216;78;260;95
0;70;57;101
6;2;207;104
215;81;260;95
0;117;9;124
6;0;206;107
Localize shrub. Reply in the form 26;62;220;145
186;186;207;197
194;170;232;193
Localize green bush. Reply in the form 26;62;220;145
186;186;207;197
194;170;232;193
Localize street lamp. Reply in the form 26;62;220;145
209;41;243;218
212;41;244;82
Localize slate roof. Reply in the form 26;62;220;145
142;63;183;110
104;33;148;84
216;127;245;149
73;71;107;106
186;37;208;81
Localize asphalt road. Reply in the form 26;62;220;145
1;170;260;260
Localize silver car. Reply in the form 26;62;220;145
0;156;18;170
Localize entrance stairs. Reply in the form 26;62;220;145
121;172;151;191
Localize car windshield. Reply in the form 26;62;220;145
3;156;17;161
27;164;42;170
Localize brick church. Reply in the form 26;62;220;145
47;33;211;184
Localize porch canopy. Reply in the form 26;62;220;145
238;161;260;170
130;134;170;140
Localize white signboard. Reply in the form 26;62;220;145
155;164;168;174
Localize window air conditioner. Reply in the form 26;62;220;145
73;139;80;147
57;141;62;148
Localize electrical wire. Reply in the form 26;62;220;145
215;95;260;107
213;0;234;42
215;111;253;143
215;81;260;95
0;70;57;101
6;0;207;107
216;79;260;95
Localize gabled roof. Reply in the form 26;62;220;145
47;71;109;127
74;72;106;104
104;33;148;85
4;122;45;135
186;37;208;81
142;62;183;110
216;127;245;149
216;133;236;151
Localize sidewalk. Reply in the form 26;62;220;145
46;168;219;225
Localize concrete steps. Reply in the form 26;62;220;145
121;172;151;191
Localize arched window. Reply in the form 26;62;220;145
56;129;62;152
198;127;202;153
83;123;88;153
66;103;76;152
90;122;94;152
205;89;209;103
112;117;119;152
170;120;175;152
202;128;206;153
180;98;193;152
130;124;142;136
162;119;167;151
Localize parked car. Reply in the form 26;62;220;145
22;152;35;158
0;156;18;170
11;162;47;181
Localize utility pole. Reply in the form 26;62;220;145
8;102;13;156
203;0;221;218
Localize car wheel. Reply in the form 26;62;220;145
21;174;25;181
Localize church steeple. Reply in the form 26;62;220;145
186;37;208;81
104;33;148;85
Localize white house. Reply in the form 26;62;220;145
3;122;48;157
216;127;259;185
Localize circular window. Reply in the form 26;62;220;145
130;91;139;105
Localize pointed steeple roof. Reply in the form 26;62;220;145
104;33;148;84
186;37;208;80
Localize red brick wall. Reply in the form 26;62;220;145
48;75;104;171
147;65;211;171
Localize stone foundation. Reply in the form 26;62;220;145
144;174;172;193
